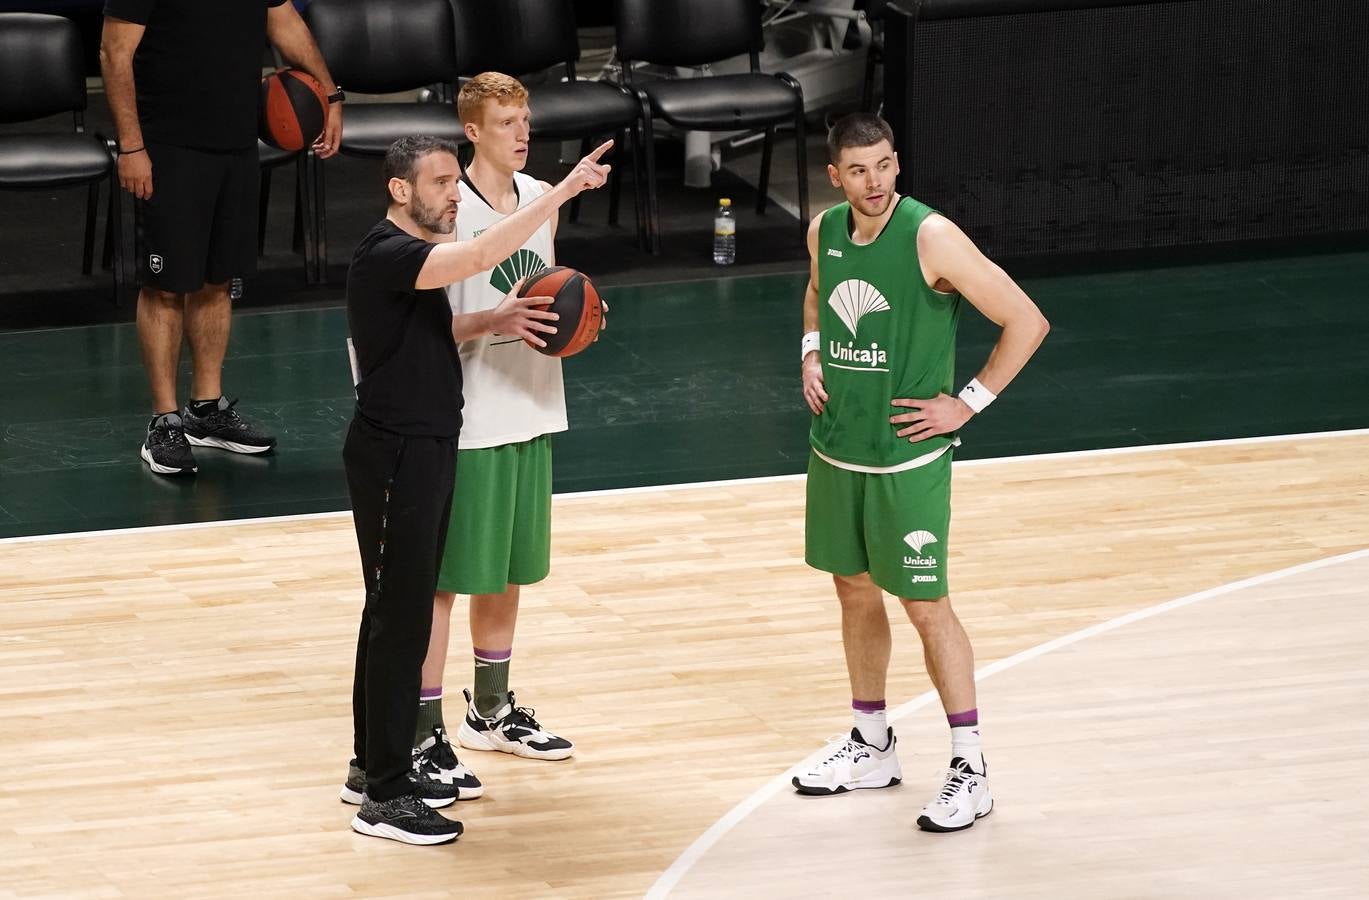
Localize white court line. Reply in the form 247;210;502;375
2;427;1366;546
643;547;1369;900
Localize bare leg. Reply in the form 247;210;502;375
901;595;977;715
184;280;231;401
422;591;457;691
470;584;520;653
136;287;185;413
834;573;891;701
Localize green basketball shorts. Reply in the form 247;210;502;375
436;435;552;595
804;448;952;600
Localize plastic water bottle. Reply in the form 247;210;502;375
713;198;736;265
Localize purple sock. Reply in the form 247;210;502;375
947;708;978;728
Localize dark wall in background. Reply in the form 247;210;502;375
884;0;1369;257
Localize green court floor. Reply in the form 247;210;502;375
2;249;1367;539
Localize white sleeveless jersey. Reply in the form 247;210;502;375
447;172;567;449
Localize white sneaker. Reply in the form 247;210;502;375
456;689;575;760
916;757;993;832
792;728;902;795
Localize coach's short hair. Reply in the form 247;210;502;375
382;135;462;204
826;112;895;163
457;72;529;125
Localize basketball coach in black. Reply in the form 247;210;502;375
100;1;341;476
340;135;613;845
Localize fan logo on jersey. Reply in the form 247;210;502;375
902;529;938;580
490;248;548;295
826;279;889;372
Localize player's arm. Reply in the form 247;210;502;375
98;15;151;199
419;141;612;291
538;180;559;253
266;1;341;158
890;214;1050;440
801;215;827;415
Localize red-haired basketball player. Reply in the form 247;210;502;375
405;73;602;798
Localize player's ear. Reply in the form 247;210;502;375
892;152;900;176
388;176;409;205
463;120;479;144
827;163;841;188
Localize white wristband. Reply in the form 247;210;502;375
801;330;820;360
958;378;997;414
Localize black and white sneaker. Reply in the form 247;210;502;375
916;756;993;833
140;412;197;475
413;726;484;799
350;792;463;846
181;397;276;454
339;763;458;809
457;689;574;760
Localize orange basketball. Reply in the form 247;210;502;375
519;267;604;357
259;68;327;152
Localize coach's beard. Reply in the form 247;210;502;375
412;197;457;235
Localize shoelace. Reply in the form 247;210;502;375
204;398;243;427
930;765;975;807
501;705;544;732
428;735;458;770
815;734;863;766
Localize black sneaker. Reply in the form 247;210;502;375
413;726;484;799
339;763;458;809
181;397;276;454
140;412;197;475
350;791;463;845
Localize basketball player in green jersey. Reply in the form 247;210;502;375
791;113;1050;832
407;73;582;798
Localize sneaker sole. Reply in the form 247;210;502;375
792;775;901;796
340;785;456;809
916;796;994;833
457;723;574;760
186;434;274;454
140;444;196;475
350;815;461;845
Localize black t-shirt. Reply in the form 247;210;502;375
103;0;287;151
346;220;463;439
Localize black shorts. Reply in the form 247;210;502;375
135;142;259;293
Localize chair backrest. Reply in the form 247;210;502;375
0;13;87;124
613;0;762;68
304;0;456;95
449;0;578;79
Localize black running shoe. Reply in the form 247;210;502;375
140;412;197;475
181;397;276;454
413;726;484;799
339;763;458;809
350;792;463;845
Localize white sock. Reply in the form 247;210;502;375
950;724;984;773
853;707;889;749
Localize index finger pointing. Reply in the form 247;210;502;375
585;139;614;163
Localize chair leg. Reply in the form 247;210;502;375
297;152;316;281
794;101;810;238
258;167;272;257
109;175;125;304
629;121;648;252
311;150;328;285
607;129;626;227
291;159;305;256
83;183;99;275
756;126;775;216
568;136;591;224
637;93;661;254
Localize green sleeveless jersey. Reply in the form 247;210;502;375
809;196;961;469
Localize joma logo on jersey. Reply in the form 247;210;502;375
826;248;843;258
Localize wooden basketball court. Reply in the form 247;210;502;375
2;432;1366;898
